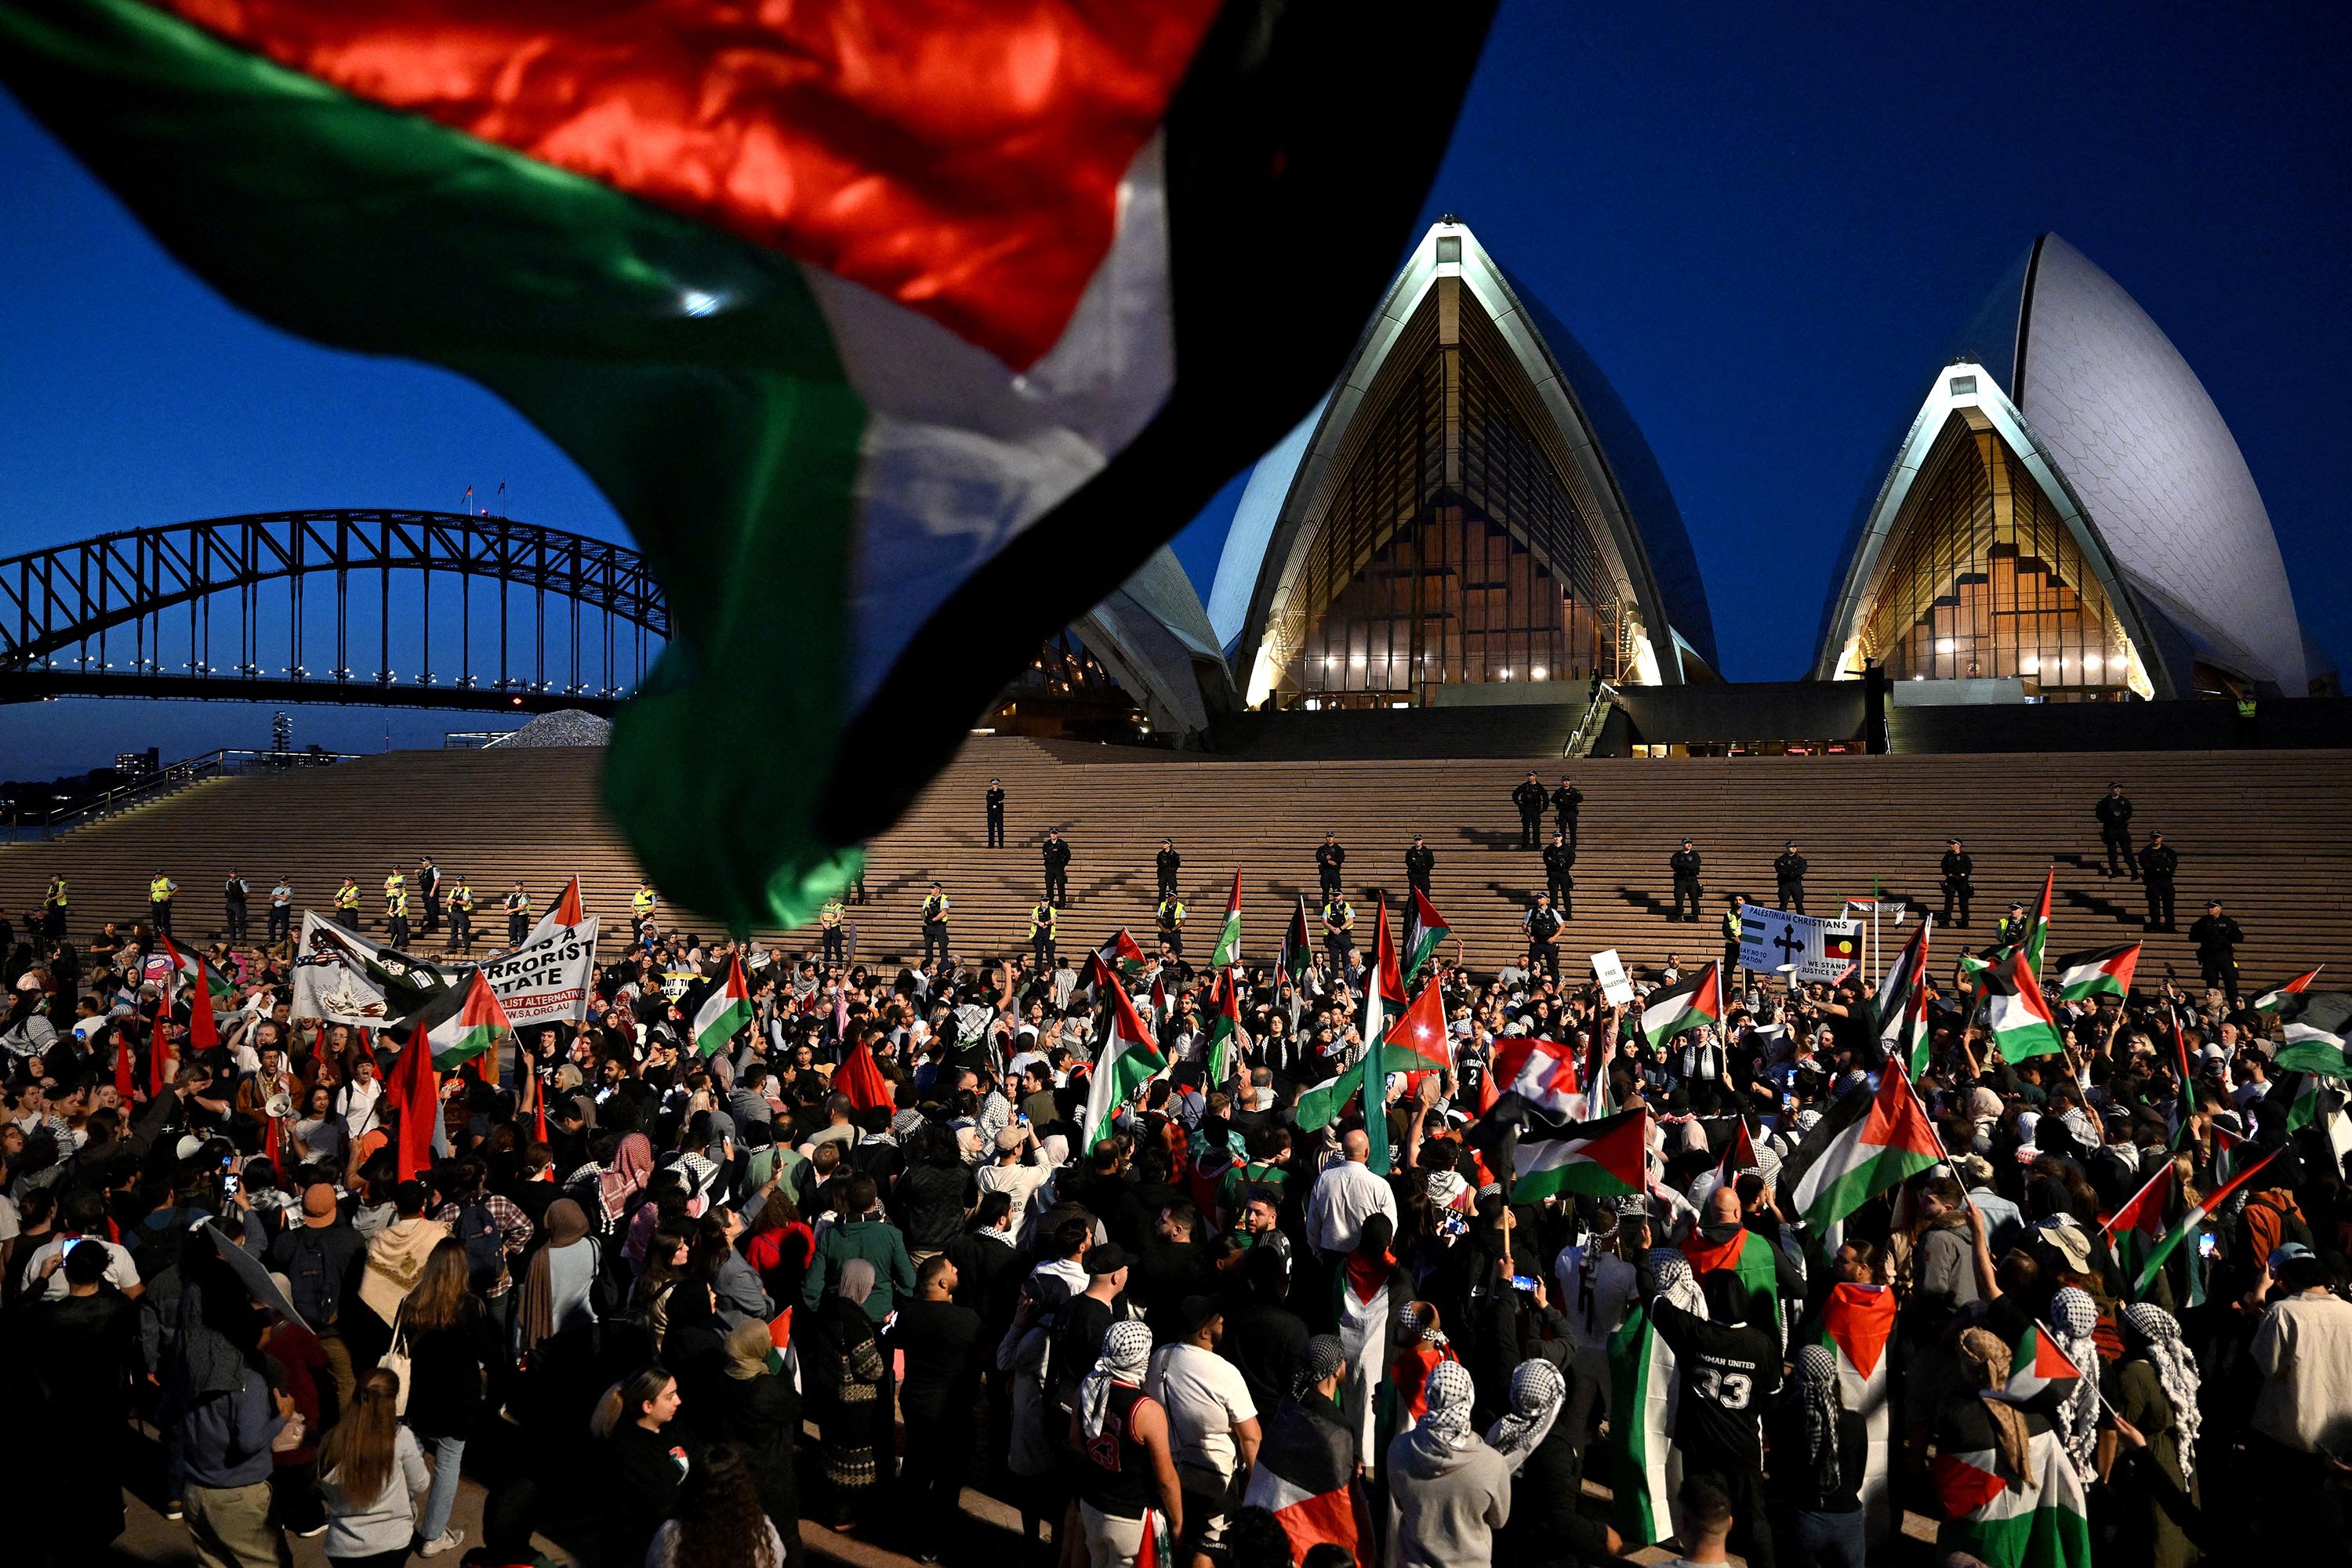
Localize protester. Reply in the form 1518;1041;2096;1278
317;1367;430;1568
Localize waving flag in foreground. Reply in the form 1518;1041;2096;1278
1504;1108;1650;1201
1785;1061;1943;1231
0;0;1495;933
2100;1157;2177;1298
2120;1145;2283;1303
1607;1302;1683;1547
1243;1392;1362;1566
1487;1036;1584;1120
1082;974;1166;1152
2051;942;2140;1002
2274;1024;2352;1079
416;969;517;1078
691;955;753;1058
1877;916;1934;1076
2254;967;2324;1015
1934;1428;2092;1568
1638;964;1722;1048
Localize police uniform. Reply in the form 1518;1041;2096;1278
2139;837;2180;931
985;781;1007;849
223;874;249;942
632;884;658;937
1315;839;1346;898
1773;847;1808;913
2187;906;2245;1001
818;897;848;965
1940;846;1975;927
920;889;951;964
1041;835;1072;906
1512;776;1548;848
416;860;441;933
267;880;293;947
149;873;176;935
1027;900;1058;967
1669;845;1703;922
1542;837;1576;916
447;881;475;952
1722;906;1746;977
505;887;532;945
42;876;67;941
385;884;411;949
2094;788;2136;879
1156;898;1187;956
336;880;361;931
1404;840;1436;896
1996;909;2030;949
1524;901;1564;981
1320;899;1355;967
1551;779;1584;841
1156;843;1182;901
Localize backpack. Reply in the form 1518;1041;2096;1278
452;1202;506;1290
281;1227;343;1329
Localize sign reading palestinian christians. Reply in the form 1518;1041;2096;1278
1737;907;1863;982
475;918;600;1026
291;912;459;1025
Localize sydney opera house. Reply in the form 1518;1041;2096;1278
987;220;2325;750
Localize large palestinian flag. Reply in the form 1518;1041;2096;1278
1877;916;1933;1076
1;0;1494;934
2274;1023;2352;1079
1933;1428;2092;1568
691;954;753;1058
1401;887;1452;987
1242;1399;1361;1566
1488;1036;1584;1120
1508;1108;1649;1201
1784;1061;1943;1231
408;967;516;1076
2254;967;2323;1015
1818;1282;1899;1547
2050;942;2140;1003
1982;948;2067;1062
1081;972;1166;1151
1637;964;1722;1048
1333;1247;1394;1459
1606;1303;1682;1548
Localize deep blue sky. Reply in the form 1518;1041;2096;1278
2;2;2346;778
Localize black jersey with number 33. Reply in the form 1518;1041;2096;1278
1650;1299;1780;1467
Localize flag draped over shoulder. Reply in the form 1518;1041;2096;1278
0;0;1495;935
1243;1398;1361;1566
1934;1429;2092;1568
1819;1282;1900;1546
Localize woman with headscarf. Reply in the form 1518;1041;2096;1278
702;1319;804;1568
598;1131;656;1233
1386;1359;1511;1568
514;1197;597;1361
1493;1354;1621;1567
1937;1327;2063;1568
1386;1301;1457;1436
2045;1285;2103;1479
1069;1319;1182;1568
803;1256;886;1530
2107;1301;2204;1567
1766;1345;1867;1568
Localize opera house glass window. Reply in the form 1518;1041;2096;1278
1269;293;1630;710
1859;410;2147;700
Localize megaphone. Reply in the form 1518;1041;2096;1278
264;1091;295;1121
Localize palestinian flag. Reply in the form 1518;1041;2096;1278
1203;965;1247;1087
1357;898;1406;1173
1785;1061;1943;1232
1401;887;1452;987
1242;1398;1361;1567
1208;869;1244;971
1999;1319;2082;1405
1282;896;1316;987
1715;1116;1759;1179
1637;963;1722;1048
832;1039;893;1113
1;2;1491;935
1489;1037;1584;1120
2255;967;2323;1015
524;875;587;944
2023;866;2054;978
2099;1158;2176;1298
1081;974;1166;1151
1818;1282;1899;1548
1934;1429;2092;1568
1606;1303;1682;1548
2125;1145;2282;1304
1384;979;1454;1077
401;967;514;1076
160;933;227;1012
1333;1247;1394;1460
1510;1108;1649;1201
1877;915;1933;1076
1086;930;1149;993
2274;1023;2351;1079
1682;1224;1780;1327
691;955;753;1058
385;1006;441;1181
1983;948;2067;1062
2051;942;2140;1002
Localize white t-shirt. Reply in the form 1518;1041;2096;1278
1554;1241;1639;1358
1147;1341;1257;1483
20;1234;140;1300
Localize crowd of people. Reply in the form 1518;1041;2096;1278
0;782;2347;1568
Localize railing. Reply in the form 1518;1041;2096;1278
4;747;358;840
442;730;521;750
1564;680;1620;757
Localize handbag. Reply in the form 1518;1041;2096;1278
378;1304;413;1417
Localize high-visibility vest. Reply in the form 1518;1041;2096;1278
45;879;66;907
923;895;949;924
818;901;844;928
1029;906;1057;940
633;887;657;916
1323;902;1352;931
336;884;360;909
506;892;531;913
1158;901;1186;929
1722;912;1742;942
388;889;408;916
150;877;173;902
450;885;473;911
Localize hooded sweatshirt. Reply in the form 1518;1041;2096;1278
1384;1425;1510;1568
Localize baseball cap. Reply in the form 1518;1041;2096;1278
1086;1243;1134;1276
302;1184;338;1229
995;1126;1029;1152
2268;1243;2316;1273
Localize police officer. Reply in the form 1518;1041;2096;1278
42;873;67;941
632;880;659;939
336;877;362;931
385;877;412;950
2187;899;2245;1002
1940;838;1975;927
1041;829;1072;906
1552;775;1584;844
1669;840;1703;923
504;881;532;945
1512;771;1548;849
223;869;249;944
1542;830;1576;917
1524;892;1563;982
267;875;293;949
1315;833;1346;899
1997;902;2031;949
416;855;441;934
985;777;1007;850
1722;895;1748;980
447;877;475;954
2095;783;2136;880
920;882;951;966
1773;840;1808;913
1156;839;1182;902
1156;894;1187;956
1320;895;1356;969
1028;898;1058;968
2138;831;2180;931
818;894;847;967
1404;835;1436;897
148;868;177;936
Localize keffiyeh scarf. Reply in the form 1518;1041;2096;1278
2124;1301;2202;1486
1485;1359;1566;1472
2049;1286;2103;1475
1080;1319;1154;1441
1795;1343;1842;1495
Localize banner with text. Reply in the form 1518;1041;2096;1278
1737;907;1862;982
477;918;600;1027
290;912;459;1025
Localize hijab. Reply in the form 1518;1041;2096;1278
1484;1359;1566;1472
599;1132;655;1222
1957;1327;2031;1483
2123;1301;2201;1486
1080;1319;1154;1440
515;1197;592;1356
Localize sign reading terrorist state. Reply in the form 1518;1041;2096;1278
291;912;457;1025
1738;908;1863;982
476;919;599;1026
